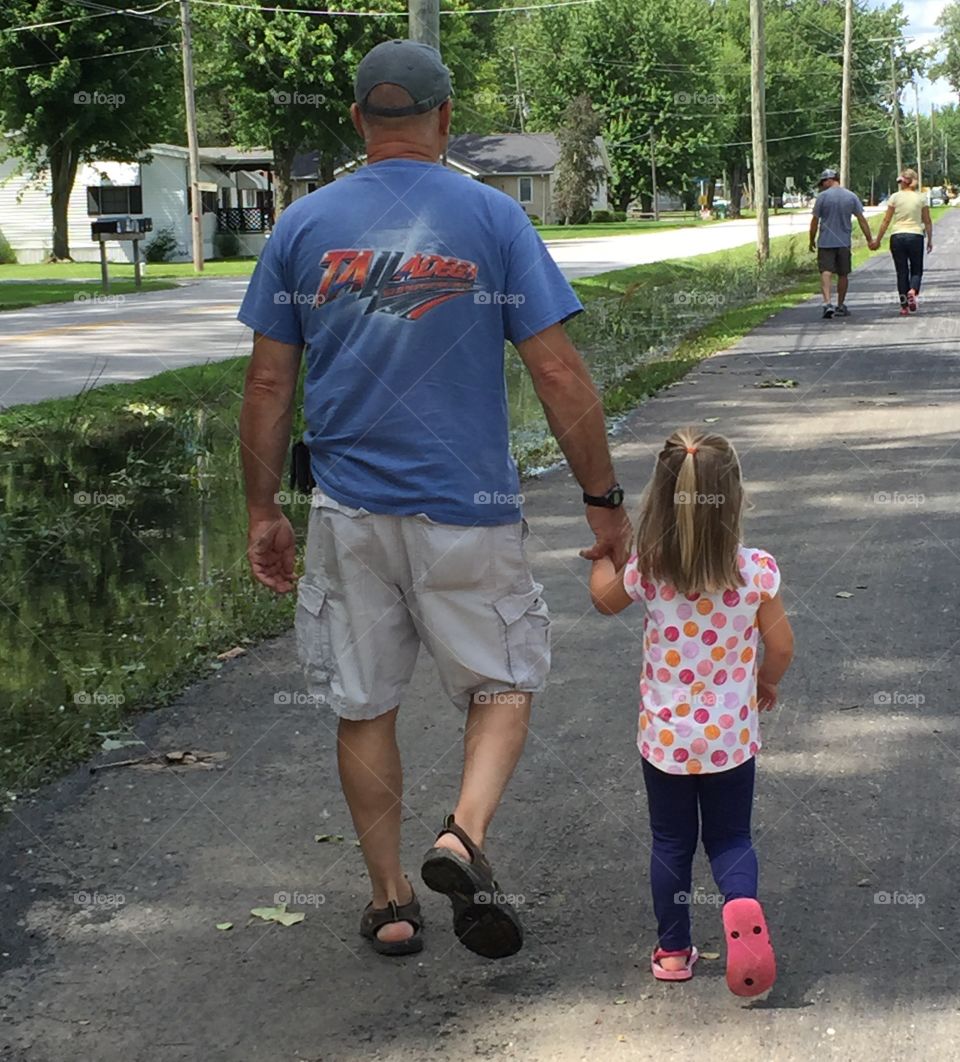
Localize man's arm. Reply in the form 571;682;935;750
808;215;819;252
856;212;873;244
515;322;631;565
240;331;303;593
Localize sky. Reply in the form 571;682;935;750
888;0;957;111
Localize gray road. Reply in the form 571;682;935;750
2;215;959;1061
0;210;884;408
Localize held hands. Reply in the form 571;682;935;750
580;505;633;570
247;513;297;593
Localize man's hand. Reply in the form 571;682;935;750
580;505;632;568
248;513;297;593
808;241;816;254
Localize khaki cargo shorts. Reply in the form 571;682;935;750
295;490;551;720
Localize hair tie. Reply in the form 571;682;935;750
685;446;698;455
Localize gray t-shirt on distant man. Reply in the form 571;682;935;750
813;185;865;248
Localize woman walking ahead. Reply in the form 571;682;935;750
870;169;933;315
589;429;794;996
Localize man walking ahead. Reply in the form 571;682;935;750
809;167;873;318
237;41;629;960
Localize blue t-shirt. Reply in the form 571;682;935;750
238;158;582;526
812;185;864;248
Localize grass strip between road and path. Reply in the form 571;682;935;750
0;222;938;791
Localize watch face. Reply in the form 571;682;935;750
609;488;625;507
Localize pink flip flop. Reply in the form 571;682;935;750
651;945;699;982
722;898;776;997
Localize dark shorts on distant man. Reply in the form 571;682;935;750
817;246;852;276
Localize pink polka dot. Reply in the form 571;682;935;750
761;572;775;590
733;748;745;764
725;635;739;649
673;747;689;763
691;737;708;755
648;646;663;662
648;629;660;645
723;731;738;747
644;584;656;601
701;691;717;707
702;629;718;646
737;554;747;569
744;626;754;640
711;613;728;629
739;705;749;720
661;585;677;601
677;603;693;620
667;764;682;774
725;651;738;666
624;567;639;585
696;659;713;677
686;592;701;601
678;668;695;685
645;663;654;679
653;746;665;762
641;741;650;757
640;680;650;696
715;669;728;685
723;691;740;709
675;722;693;738
658;707;672;721
732;667;747;682
652;609;665;624
682;641;699;659
664;626;680;642
745;592;759;605
733;615;748;632
711;750;729;767
718;713;734;729
749;742;759;756
656;667;671;683
723;589;741;607
693;708;710;724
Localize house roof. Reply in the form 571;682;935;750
446;133;562;176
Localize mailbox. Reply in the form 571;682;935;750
91;215;153;237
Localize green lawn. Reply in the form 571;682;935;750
535;218;710;240
0;278;178;312
0;258;257;282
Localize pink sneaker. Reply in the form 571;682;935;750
907;289;918;312
722;898;776;997
651;945;699;982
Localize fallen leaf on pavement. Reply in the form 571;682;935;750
250;903;305;927
216;646;246;661
700;951;721;960
614;998;627;1005
216;922;233;931
704;417;719;423
754;378;798;389
836;591;854;599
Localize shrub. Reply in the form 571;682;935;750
214;231;241;258
590;209;614;223
0;227;16;264
144;227;178;263
526;214;541;225
612;210;627;222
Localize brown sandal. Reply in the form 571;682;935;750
420;814;523;959
359;882;423;956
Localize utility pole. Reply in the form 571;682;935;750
839;0;853;186
511;47;525;133
913;80;923;190
930;103;936;180
408;0;439;51
749;0;769;261
890;44;903;177
648;127;659;221
179;0;204;271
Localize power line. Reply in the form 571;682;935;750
188;0;597;15
4;41;175;72
1;1;175;35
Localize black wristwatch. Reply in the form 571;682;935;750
582;483;624;509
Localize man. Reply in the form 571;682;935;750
237;40;630;960
808;167;873;318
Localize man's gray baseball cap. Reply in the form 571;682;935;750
818;168;839;183
354;40;452;117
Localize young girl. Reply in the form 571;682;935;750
590;427;794;997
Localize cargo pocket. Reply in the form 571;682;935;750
295;580;333;694
493;585;551;691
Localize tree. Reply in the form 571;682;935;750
0;1;179;259
552;95;603;224
935;0;960;97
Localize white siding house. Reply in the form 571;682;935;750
0;143;272;263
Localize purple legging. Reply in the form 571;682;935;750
641;757;759;951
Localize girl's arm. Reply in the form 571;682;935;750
590;556;633;615
755;592;794;710
922;205;933;251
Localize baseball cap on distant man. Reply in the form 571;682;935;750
818;168;839;185
354;39;452;117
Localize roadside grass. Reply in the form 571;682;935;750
0;278;178;312
0;216;947;790
0;259;257;284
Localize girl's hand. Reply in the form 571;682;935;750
757;679;778;711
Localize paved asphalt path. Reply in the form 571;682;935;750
0;210;883;408
2;214;959;1061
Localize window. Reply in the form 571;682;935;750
186;187;219;214
518;176;533;203
86;185;143;215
